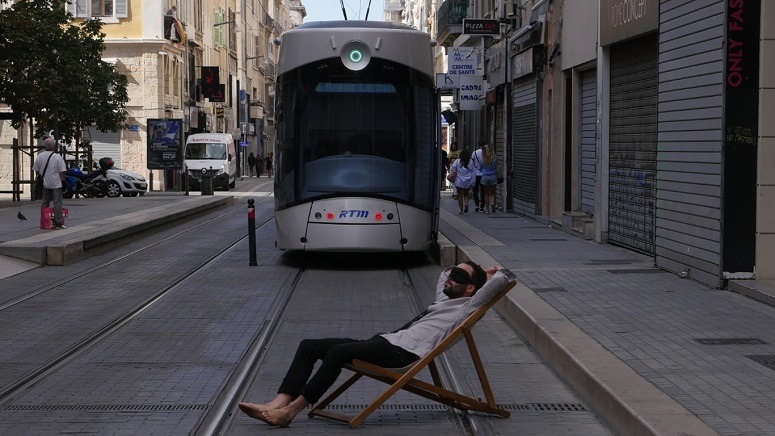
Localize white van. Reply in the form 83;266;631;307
184;133;237;190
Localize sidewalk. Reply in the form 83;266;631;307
0;192;231;274
437;190;775;436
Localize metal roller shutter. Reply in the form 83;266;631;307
511;77;537;218
579;69;596;215
85;127;121;168
495;90;506;211
608;34;658;254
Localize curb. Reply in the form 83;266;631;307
0;196;232;266
443;237;718;436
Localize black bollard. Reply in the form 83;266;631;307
184;165;189;196
248;198;257;266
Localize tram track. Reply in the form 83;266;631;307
197;262;496;436
192;266;307;435
0;207;276;404
0;203;259;313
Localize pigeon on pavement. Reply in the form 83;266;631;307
18;211;27;221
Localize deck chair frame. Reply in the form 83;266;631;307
308;279;517;428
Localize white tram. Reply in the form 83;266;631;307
273;21;441;252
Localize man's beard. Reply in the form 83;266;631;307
443;282;467;299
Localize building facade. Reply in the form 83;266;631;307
0;0;299;192
437;0;775;286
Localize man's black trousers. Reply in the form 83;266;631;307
278;336;418;404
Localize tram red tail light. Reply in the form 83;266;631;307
326;212;335;220
374;213;383;221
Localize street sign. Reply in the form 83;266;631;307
463;19;500;35
447;47;478;82
436;73;459;90
459;76;484;110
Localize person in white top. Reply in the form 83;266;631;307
471;140;485;212
32;138;68;229
449;148;476;214
238;261;515;428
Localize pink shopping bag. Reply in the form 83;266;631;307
40;207;68;229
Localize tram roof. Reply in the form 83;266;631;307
296;20;419;32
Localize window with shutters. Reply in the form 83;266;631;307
253;35;262;70
67;0;127;20
194;0;203;33
214;10;225;47
228;9;237;53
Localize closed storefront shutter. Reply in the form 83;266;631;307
608;34;658;254
579;69;596;215
86;127;121;168
495;90;506;211
511;77;537;218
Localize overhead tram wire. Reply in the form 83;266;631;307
338;0;373;21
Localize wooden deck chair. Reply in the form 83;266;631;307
308;279;517;428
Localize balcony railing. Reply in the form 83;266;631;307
436;0;468;38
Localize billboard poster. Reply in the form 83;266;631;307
147;118;183;170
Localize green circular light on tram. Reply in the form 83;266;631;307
349;49;363;63
341;41;371;71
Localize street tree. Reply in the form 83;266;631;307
0;0;128;153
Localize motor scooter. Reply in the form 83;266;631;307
62;157;114;199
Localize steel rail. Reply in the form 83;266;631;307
0;196;270;312
0;212;275;404
192;265;306;435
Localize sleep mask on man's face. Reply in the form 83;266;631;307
449;266;473;285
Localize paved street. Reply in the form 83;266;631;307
0;177;774;435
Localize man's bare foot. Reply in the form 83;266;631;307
260;407;295;427
238;402;274;425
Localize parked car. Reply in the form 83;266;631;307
100;165;148;197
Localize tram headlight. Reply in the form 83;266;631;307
341;41;371;71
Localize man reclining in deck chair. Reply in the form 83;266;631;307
239;261;516;427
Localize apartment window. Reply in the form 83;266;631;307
228;9;237;52
194;0;203;32
68;0;127;19
163;58;170;96
91;0;113;16
173;61;180;98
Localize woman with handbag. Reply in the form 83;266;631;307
448;148;475;214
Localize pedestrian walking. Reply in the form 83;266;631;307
449;141;459;198
449;148;475;214
256;154;264;177
472;140;485;212
32;137;68;229
441;147;449;191
479;144;498;214
265;153;273;177
248;152;256;177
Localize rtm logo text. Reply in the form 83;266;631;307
340;210;369;218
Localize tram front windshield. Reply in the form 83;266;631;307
275;58;436;210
